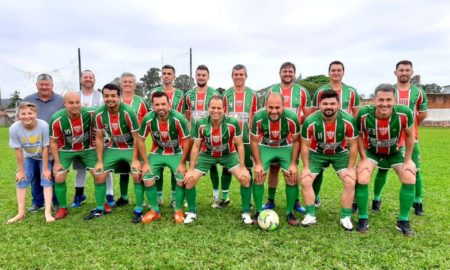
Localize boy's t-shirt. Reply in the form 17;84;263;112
9;119;50;160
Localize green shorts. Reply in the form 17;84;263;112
60;149;96;171
243;144;253;168
377;142;421;170
143;154;183;182
195;153;240;175
103;148;133;173
309;151;349;174
260;145;292;172
367;150;404;168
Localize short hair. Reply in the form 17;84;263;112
328;60;345;72
395;60;413;70
231;64;247;76
279;62;296;73
320;90;339;102
17;102;37;114
374;83;395;96
196;65;209;74
102;83;121;96
207;95;223;107
120;72;136;82
162;65;175;74
36;73;53;82
151;91;170;103
81;69;95;78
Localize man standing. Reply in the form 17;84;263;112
183;96;251;224
251;92;302;225
312;61;360;207
184;65;222;208
300;90;358;230
263;62;312;213
23;73;64;212
221;64;258;208
372;60;428;216
355;84;416;236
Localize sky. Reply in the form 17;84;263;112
0;0;449;98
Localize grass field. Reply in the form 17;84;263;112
0;127;449;269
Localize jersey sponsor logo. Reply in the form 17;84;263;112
326;131;335;139
209;145;228;152
66;133;90;144
156;139;178;148
228;112;249;122
379;127;388;136
318;142;341;151
191;111;209;121
111;133;131;143
369;138;397;147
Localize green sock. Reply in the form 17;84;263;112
185;187;197;213
341;208;352;218
210;164;219;190
95;182;106;211
171;172;176;200
414;171;423;203
253;184;264;212
119;174;129;200
356;184;369;219
145;185;159;212
373;169;388;201
312;170;324;200
221;168;232;200
305;204;316;216
268;187;277;201
156;170;164;195
240;180;252;213
55;182;67;208
399;183;415;221
133;182;145;213
285;184;298;215
175;185;185;211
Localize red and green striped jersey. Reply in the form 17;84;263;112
122;95;150;125
94;103;139;149
184;87;220;123
395;84;428;140
302;110;358;155
357;104;413;155
192;116;242;157
139;109;190;155
49;107;96;151
149;86;185;113
313;83;360;114
266;83;311;123
251;109;301;147
223;87;258;144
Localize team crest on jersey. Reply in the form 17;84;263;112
326;131;335;139
212;136;220;143
73;125;81;133
271;131;279;138
112;123;119;130
160;131;168;138
379;127;388;136
198;99;204;106
283;96;289;102
236;100;243;107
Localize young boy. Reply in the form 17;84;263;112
8;102;54;223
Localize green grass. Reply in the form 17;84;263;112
0;127;449;269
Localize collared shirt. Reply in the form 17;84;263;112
23;92;65;124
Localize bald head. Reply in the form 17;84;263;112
266;92;284;105
266;92;284;121
64;91;81;117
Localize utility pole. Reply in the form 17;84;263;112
78;48;82;90
189;48;193;89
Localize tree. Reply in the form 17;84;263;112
140;67;161;90
217;87;226;95
420;83;441;94
8;90;22;108
174;74;195;92
298;75;330;98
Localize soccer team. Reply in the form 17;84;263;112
8;60;428;236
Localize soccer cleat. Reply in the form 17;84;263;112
174;210;184;224
132;211;143;223
218;198;230;208
294;201;306;214
142;210;161;224
356;218;369;233
241;212;253;225
396;220;413;236
84;209;104;220
55;208;69;220
183;212;197;224
106;195;115;207
352;200;358;213
27;204;44;213
314;198;321;208
211;196;220;209
71;195;87;208
158;197;163;206
301;214;317;227
115;197;129;207
372;200;382;212
103;203;112;214
287;212;300;226
262;200;275;210
340;216;353;231
412;202;424;216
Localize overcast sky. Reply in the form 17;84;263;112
0;0;449;98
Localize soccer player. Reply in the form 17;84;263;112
8;102;54;223
251;92;302;225
300;90;358;230
263;62;312;213
137;91;191;224
86;83;141;220
184;65;222;208
183;96;251;224
49;92;97;220
372;60;428;216
221;64;258;208
355;83;416;235
148;65;185;207
312;61;360;207
114;72;150;208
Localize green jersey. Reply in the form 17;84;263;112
149;86;185;113
302;110;358;155
192;116;242;157
139;109;190;155
357;104;413;155
184;87;220;123
122;95;150;125
395;84;428;140
251;109;300;147
266;83;311;123
313;83;360;114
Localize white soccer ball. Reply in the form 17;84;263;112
257;209;279;231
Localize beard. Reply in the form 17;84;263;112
197;81;207;87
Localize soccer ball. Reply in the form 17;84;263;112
257;209;279;231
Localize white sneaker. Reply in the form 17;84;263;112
301;214;317;226
184;212;197;224
211;196;220;208
241;213;253;225
340;216;353;231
